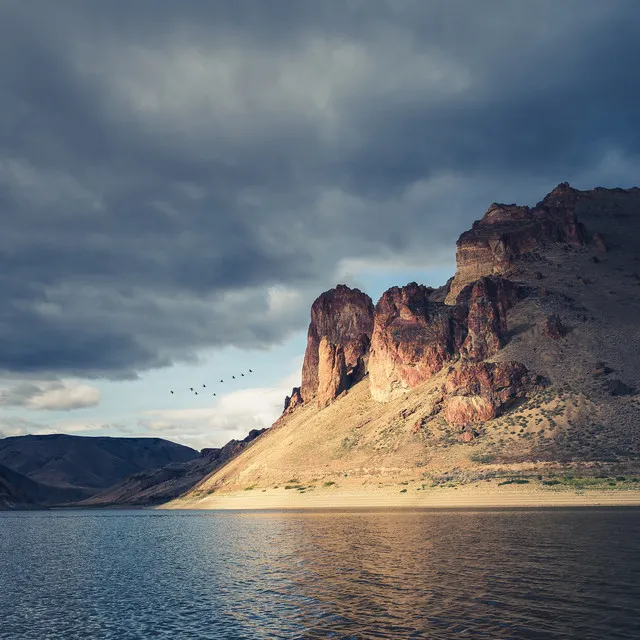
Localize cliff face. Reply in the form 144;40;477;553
458;276;519;361
445;182;596;303
368;276;517;401
278;181;640;433
442;361;535;425
291;274;521;408
299;284;374;405
368;283;467;401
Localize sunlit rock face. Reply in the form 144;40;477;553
368;277;518;401
368;283;468;401
283;387;304;415
300;285;374;406
316;337;348;409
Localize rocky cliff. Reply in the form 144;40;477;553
298;284;374;405
175;183;640;505
445;182;603;303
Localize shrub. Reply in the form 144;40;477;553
323;481;335;487
471;453;495;464
400;489;407;493
498;479;530;486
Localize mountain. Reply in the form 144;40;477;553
80;429;266;507
0;463;82;509
169;183;640;505
0;434;199;506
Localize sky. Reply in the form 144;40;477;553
1;0;639;450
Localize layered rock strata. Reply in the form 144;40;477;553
446;182;598;303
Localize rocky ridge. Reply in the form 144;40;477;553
81;429;266;507
176;183;640;503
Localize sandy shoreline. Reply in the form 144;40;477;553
161;484;640;510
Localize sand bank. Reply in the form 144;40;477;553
161;483;640;510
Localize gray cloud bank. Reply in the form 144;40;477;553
0;380;100;411
0;0;639;378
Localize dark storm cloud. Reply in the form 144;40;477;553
0;0;639;377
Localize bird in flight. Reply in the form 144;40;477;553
170;391;174;394
213;393;216;397
203;384;206;388
220;379;224;383
232;375;236;379
249;369;253;373
195;391;198;395
241;373;244;377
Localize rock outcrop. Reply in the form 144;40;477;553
317;337;348;408
283;387;304;414
368;283;468;401
443;361;534;425
446;182;593;303
458;276;518;361
300;285;374;406
542;314;567;339
368;277;517;401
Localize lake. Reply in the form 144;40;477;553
1;508;638;639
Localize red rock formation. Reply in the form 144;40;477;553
446;183;590;303
316;337;348;408
369;277;518;400
443;361;533;425
368;283;468;400
300;285;374;403
457;276;518;361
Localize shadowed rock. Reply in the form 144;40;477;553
446;183;595;303
543;314;568;339
443;361;534;425
300;284;374;403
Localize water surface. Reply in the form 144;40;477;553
1;508;638;639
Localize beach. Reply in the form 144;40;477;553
162;481;640;510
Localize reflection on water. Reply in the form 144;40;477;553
1;508;638;639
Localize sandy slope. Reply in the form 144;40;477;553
162;482;640;510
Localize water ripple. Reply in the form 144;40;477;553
0;508;638;639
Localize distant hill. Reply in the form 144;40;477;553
81;429;266;507
0;434;198;507
0;463;81;509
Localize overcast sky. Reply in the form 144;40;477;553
1;0;639;449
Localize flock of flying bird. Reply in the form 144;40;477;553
170;370;253;397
